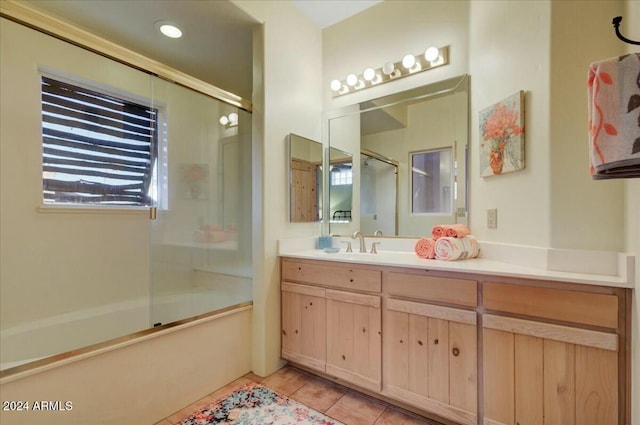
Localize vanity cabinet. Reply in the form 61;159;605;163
326;289;381;391
281;282;326;372
482;282;621;425
384;272;478;425
280;257;631;425
281;258;382;390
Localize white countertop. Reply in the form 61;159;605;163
278;237;634;289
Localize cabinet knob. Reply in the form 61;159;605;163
362;327;366;333
349;278;354;282
400;339;404;344
295;329;298;334
452;347;460;357
342;354;346;360
434;339;439;345
309;302;313;306
282;330;286;336
418;340;423;346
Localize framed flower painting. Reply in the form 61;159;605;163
479;91;525;177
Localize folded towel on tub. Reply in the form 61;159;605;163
431;224;471;240
414;237;436;259
587;53;640;179
435;235;479;261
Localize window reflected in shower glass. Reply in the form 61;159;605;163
411;148;453;214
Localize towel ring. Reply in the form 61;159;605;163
612;16;640;45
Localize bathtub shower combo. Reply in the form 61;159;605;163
0;50;253;372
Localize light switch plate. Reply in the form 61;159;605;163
487;208;497;228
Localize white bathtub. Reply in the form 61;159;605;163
1;273;252;371
1;298;150;371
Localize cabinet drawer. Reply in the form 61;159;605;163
483;282;618;329
386;272;477;307
282;259;381;293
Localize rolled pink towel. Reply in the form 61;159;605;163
414;238;436;259
445;224;470;238
435;235;479;261
432;224;470;239
431;226;447;240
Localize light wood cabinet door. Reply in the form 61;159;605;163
384;298;477;425
326;289;382;392
483;315;618;425
281;282;326;372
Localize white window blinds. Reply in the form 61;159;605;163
41;76;157;206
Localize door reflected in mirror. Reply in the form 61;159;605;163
327;75;469;237
288;134;322;222
328;147;353;223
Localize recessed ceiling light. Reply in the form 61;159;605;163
155;21;182;39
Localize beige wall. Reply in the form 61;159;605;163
232;0;324;376
624;1;639;422
549;0;624;250
468;0;553;247
323;0;470;111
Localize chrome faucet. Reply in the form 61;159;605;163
374;230;383;237
352;231;367;253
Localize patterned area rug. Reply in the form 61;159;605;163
177;382;345;425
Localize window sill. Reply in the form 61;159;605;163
37;204;150;215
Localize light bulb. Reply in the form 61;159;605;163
228;112;238;124
219;116;229;125
346;73;358;87
363;68;376;81
330;79;342;91
425;46;439;62
382;62;395;75
402;54;416;70
159;23;182;39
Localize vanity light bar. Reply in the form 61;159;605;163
219;112;238;127
330;46;449;97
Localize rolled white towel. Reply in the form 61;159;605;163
435;235;480;261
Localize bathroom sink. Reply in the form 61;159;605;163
310;249;416;264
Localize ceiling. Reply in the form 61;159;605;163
18;0;381;103
292;0;382;28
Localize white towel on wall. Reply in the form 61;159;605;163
587;53;640;179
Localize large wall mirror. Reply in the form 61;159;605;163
289;134;322;222
327;74;469;237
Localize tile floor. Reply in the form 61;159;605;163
156;365;443;425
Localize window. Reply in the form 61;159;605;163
411;148;453;214
330;167;352;186
41;76;158;206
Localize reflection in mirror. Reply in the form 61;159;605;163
361;149;398;235
328;147;353;223
288;134;322;222
327;75;469;237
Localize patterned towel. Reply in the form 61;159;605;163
587;53;640;179
435;235;480;261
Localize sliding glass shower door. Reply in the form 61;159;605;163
149;77;252;327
